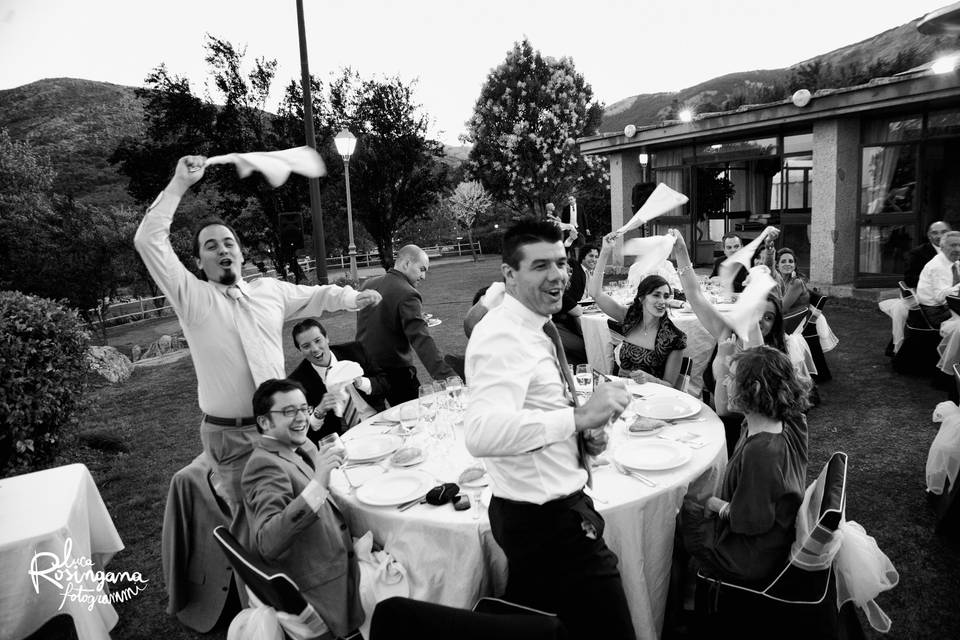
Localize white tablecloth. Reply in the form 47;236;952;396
581;309;719;395
330;385;727;640
0;463;125;640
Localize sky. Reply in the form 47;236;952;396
0;0;952;144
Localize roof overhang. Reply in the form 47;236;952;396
919;2;960;35
579;72;960;156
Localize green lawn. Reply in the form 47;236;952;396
26;256;960;639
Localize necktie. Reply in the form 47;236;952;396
952;262;960;286
225;285;275;386
543;320;592;487
342;386;359;429
295;446;316;472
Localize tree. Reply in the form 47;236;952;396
466;38;605;218
445;181;492;262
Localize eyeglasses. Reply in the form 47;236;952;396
269;405;314;418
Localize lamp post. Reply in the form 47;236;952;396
334;129;359;282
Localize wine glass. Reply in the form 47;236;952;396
418;384;437;435
446;376;464;411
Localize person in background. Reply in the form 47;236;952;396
709;232;748;293
775;247;809;317
356;245;456;405
906;221;951;289
917;230;960;329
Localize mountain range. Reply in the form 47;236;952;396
1;15;956;206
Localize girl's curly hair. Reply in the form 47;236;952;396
727;345;811;421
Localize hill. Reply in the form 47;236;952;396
0;78;144;206
600;18;958;133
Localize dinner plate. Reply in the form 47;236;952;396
427;318;442;327
633;395;701;420
615;440;691;471
390;447;426;467
354;470;434;507
344;434;402;462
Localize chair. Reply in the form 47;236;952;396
783;307;810;336
212;526;329;639
893;281;942;376
369;596;567;640
694;452;864;640
800;292;832;382
674;356;694;393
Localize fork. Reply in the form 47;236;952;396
612;460;657;487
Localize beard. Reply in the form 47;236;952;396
218;271;238;286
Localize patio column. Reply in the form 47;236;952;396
608;152;642;266
811;117;860;286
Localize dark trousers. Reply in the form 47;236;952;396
489;492;636;640
383;366;420;406
921;303;951;329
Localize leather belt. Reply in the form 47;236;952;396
203;414;257;427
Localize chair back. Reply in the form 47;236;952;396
954;363;960;402
798;293;828;336
783;308;809;335
898;281;920;310
946;295;960;317
212;526;309;615
674;356;694;393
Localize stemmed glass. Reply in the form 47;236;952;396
418;383;437;437
446;376;464;412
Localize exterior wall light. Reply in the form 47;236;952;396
792;89;812;107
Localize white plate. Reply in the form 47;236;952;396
427;318;442;327
633;395;701;420
615;440;692;471
390;447;425;467
344;435;402;462
354;470;434;507
379;403;417;423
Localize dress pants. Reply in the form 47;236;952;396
489;491;636;640
383;366;420;406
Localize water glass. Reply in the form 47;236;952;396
446;376;464;411
318;432;347;459
575;364;593;395
418;384;437;432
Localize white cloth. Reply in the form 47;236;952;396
134;191;360;417
205;146;327;188
917;251;960;307
879;297;909;353
815;313;840;353
616;183;688;234
719;234;770;297
355;531;409;640
332;383;727;640
464;293;584;504
227;588;329;640
928;401;960;495
622;235;680;291
723;266;778;347
936;315;960;375
0;464;125;640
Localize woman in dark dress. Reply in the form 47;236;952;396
680;345;810;583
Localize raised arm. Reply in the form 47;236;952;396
668;229;728;340
588;233;628;322
711;332;739;417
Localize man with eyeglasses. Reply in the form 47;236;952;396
241;378;363;638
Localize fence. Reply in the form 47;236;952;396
92;240;482;327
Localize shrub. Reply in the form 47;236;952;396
0;291;90;475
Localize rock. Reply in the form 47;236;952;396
86;345;134;383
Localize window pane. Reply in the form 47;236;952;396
862;115;922;144
771;155;812;211
697;137;778;160
651;148;684;168
860;145;916;214
858;224;916;274
929;108;960;137
783;133;813;154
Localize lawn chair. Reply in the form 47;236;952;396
892;281;942;376
212;526;330;640
694;452;866;640
368;596;566;639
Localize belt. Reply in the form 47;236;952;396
203;414;257;427
494;489;586;510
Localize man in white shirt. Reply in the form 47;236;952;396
134;156;381;512
917;231;960;329
464;219;635;640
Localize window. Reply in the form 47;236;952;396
860;146;916;214
771;155;813;211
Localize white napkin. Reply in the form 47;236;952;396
355;532;409;640
723;266;777;348
325;360;365;417
616;183;688;235
623;235;678;290
480;281;506;309
719;232;770;297
205;146;327;188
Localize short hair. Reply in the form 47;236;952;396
192;218;243;258
582;245;599;256
622;275;671;335
726;346;811;421
252;378;308;432
291;318;326;349
940;231;960;244
775;247;796;262
721;232;743;244
396;244;426;265
502;218;563;269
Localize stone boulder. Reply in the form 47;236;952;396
87;345;134;383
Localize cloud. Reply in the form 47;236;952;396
2;10;14;25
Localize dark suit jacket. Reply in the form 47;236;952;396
356;269;455;379
161;454;234;632
287;341;389;442
242;437;363;638
709;256;748;293
905;243;938;288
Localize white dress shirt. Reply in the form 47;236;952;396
309;353;372;395
917;251;960;306
134;190;360;417
464;294;584;504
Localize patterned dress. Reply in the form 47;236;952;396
615;316;687;380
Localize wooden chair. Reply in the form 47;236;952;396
694;452;864;640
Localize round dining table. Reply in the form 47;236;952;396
329;384;727;640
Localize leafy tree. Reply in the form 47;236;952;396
445;181;492;262
466;38;605;218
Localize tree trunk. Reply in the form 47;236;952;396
376;236;395;270
467;228;478;262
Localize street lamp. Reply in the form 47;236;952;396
334;129;359;282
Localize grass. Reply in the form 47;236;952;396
21;256;960;639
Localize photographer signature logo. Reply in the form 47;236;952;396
28;538;148;611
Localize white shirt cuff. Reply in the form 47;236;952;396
355;376;372;395
543;407;577;444
301;479;329;512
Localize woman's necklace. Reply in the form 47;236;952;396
639;318;658;337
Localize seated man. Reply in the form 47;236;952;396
918;230;960;329
241;378;363;638
906;221;951;289
288;319;388;444
709;232;748;293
